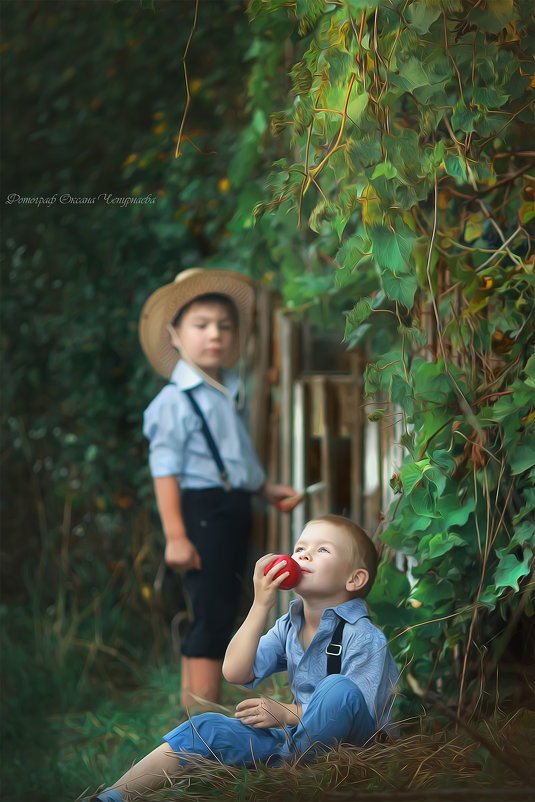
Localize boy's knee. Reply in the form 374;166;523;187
311;675;365;711
316;673;361;696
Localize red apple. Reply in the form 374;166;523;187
264;554;302;590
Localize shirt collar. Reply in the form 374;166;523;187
170;359;240;398
288;597;370;626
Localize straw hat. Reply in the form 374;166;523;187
139;268;256;378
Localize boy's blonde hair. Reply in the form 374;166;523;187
308;514;378;598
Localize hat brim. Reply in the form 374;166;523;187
139;268;255;378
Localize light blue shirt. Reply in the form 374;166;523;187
244;598;399;728
143;360;266;491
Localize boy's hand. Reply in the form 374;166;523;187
165;537;201;572
252;554;291;609
235;697;301;728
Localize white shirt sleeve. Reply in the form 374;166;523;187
143;390;188;478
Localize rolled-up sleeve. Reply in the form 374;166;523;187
143;394;186;478
241;615;289;689
342;629;398;726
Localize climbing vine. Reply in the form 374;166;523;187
242;0;535;712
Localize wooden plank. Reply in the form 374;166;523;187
352;354;364;524
292;379;306;541
277;310;295;616
323;378;333;512
278;310;293;557
249;287;271;463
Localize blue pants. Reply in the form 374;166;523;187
163;675;376;766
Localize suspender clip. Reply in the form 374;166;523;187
220;471;232;492
325;643;342;656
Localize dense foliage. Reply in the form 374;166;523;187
239;0;535;714
1;4;256;795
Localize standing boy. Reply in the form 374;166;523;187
88;515;399;802
139;268;297;709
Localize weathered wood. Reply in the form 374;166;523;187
278;311;294;556
292;379;306;540
250;286;271;463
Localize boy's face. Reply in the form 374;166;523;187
292;521;367;602
174;300;236;379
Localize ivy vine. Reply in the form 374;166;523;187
243;0;535;713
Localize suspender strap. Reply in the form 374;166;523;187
183;388;232;491
326;618;345;675
325;615;372;675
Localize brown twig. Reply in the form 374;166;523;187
407;674;533;785
175;0;200;159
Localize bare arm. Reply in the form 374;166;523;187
153;476;201;571
222;554;291;685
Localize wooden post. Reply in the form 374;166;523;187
277;310;295;616
293;379;306;541
250;287;271;463
350;351;363;523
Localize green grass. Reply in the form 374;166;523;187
2;600;533;802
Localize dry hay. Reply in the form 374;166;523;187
149;721;533;801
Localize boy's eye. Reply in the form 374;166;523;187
318;547;329;553
294;546;304;552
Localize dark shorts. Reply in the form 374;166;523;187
180;487;252;659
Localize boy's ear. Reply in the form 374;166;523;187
167;324;181;351
346;568;369;594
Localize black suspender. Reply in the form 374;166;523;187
182;387;232;491
326;618;346;675
326;615;372;675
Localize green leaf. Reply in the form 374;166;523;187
437;494;475;528
344;297;373;335
347;90;370;123
513;488;535;523
410;484;441;518
523;354;535;389
371;161;398;180
419;532;465;560
494;550;532;592
411;576;454;605
430;450;456;476
335;236;369;271
367;559;411;618
347;0;380;12
401;459;432;494
464;213;485;242
380;269;419;308
511;441;535;475
469;0;514;34
478;586;499;611
472;85;510;110
443;154;468;184
370;222;416;272
451;100;480;133
389;57;433;91
405;2;441;34
512;520;535;547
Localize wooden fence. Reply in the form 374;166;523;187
249;291;404;616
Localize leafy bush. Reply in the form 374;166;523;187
241;0;535;714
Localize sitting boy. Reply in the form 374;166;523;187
89;515;399;801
